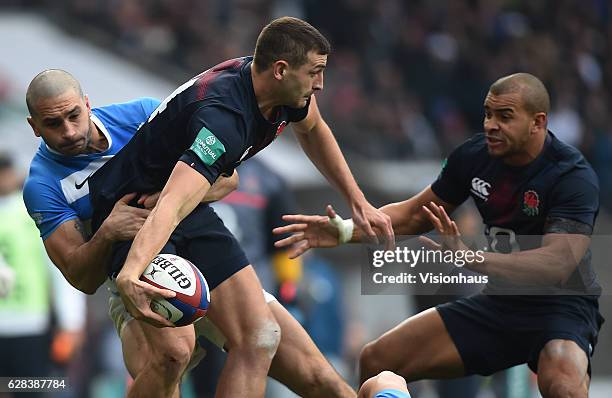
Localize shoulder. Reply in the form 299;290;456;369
199;57;250;94
443;133;488;166
547;132;598;188
455;133;488;156
25;151;59;191
23;169;62;208
93;97;161;125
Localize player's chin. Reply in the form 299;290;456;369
486;143;508;157
61;146;83;157
294;97;309;107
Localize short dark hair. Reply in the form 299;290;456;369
253;16;331;71
26;69;83;117
489;73;550;115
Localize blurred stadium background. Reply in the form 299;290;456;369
0;1;610;397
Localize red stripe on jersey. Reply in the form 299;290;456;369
196;58;244;100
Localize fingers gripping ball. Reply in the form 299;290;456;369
140;254;210;326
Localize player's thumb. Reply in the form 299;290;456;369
326;205;337;219
118;192;138;204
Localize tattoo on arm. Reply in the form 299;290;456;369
74;219;91;241
544;217;593;235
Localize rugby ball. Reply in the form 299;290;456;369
140;254;210;326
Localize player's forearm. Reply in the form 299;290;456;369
119;167;210;280
380;201;433;236
118;205;177;280
468;249;579;285
296;121;365;203
55;228;115;294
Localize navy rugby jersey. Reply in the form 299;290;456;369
90;56;308;231
431;132;600;295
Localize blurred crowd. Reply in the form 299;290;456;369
5;0;612;206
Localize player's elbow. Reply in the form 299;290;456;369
556;261;579;286
72;276;100;295
553;248;583;286
78;284;98;295
63;268;101;295
215;171;239;200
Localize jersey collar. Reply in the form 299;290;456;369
91;112;113;152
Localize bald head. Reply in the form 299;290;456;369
489;73;550;115
26;69;83;117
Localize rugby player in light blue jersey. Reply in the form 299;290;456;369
23;71;238;398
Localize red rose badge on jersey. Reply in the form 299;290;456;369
522;190;540;216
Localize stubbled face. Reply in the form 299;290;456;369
483;91;534;160
282;51;327;108
28;89;93;156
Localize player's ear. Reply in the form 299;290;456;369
532;112;547;133
273;61;289;81
27;116;41;137
84;94;91;112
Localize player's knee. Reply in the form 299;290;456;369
227;315;281;360
151;339;193;376
360;341;385;379
252;318;281;358
541;379;587;398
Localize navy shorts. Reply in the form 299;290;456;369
108;203;250;290
436;294;604;376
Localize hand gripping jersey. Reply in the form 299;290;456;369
89;57;309;233
23;98;161;239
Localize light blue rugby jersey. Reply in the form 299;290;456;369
23;97;161;240
374;389;411;398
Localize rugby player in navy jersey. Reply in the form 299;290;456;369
275;73;604;398
76;16;391;397
24;66;358;397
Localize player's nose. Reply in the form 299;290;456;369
61;124;79;141
484;116;498;132
313;74;324;91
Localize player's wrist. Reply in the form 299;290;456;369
97;220;118;243
329;214;354;244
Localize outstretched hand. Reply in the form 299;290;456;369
273;205;342;258
419;202;468;253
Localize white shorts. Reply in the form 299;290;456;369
107;279;277;371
